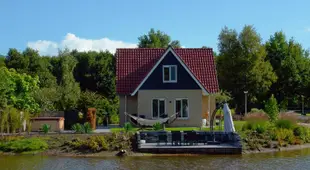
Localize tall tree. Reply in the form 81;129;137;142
138;28;181;48
56;50;81;110
5;48;29;73
265;32;310;109
217;25;277;112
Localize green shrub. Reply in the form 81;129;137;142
110;113;119;124
83;122;92;134
293;126;310;143
276;128;295;144
42;124;50;134
124;122;133;132
242;120;269;134
152;122;162;131
67;135;118;152
275;119;295;129
0;138;48;153
264;94;279;122
71;123;83;133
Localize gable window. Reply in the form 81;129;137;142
163;65;177;83
175;99;189;119
152;99;165;118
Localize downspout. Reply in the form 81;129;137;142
125;95;127;123
208;94;211;124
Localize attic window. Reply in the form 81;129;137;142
163;65;177;83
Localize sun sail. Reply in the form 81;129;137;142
124;112;179;126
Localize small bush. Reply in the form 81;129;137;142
264;94;279;122
275;119;295;129
279;112;298;123
71;123;83;133
66;134;128;152
242;120;269;134
83;122;92;134
0;138;48;153
124;122;133;132
293;126;310;143
275;128;295;145
152;122;162;131
110;113;119;124
42;124;50;134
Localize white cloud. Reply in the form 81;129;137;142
305;27;310;32
27;33;137;56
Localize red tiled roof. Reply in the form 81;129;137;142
116;47;219;95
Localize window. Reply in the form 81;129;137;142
152;99;165;118
175;99;189;119
163;65;177;83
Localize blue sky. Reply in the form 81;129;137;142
1;0;310;55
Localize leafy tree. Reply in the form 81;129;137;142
138;28;181;48
56;50;81;110
5;48;29;73
33;87;60;111
264;94;279;122
265;32;310;108
217;25;277;112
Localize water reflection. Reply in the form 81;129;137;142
1;149;310;170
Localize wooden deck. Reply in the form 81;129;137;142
138;143;241;154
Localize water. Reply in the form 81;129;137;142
1;149;310;170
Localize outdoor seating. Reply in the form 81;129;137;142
197;132;207;145
184;131;198;145
156;133;168;145
171;131;182;145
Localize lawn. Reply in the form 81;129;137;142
110;121;245;133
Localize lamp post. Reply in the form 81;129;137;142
244;91;248;115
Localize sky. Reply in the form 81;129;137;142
1;0;310;56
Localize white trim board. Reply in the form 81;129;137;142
131;47;209;96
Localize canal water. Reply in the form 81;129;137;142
1;149;310;170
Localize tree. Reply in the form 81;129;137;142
217;25;277;112
0;67;40;113
56;50;81;111
264;94;279;122
265;32;310;108
5;48;29;73
138;28;181;48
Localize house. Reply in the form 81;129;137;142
116;46;219;127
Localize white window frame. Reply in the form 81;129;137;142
175;98;189;119
162;65;177;83
151;98;166;119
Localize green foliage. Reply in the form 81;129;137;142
71;123;92;134
71;123;84;133
152;122;162;131
42;124;50;134
275;119;295;129
56;51;81;111
124;122;133;133
67;134;130;152
0;138;48;153
138;28;181;48
293;126;310;142
110;113;119;124
264;94;279;122
242;121;269;134
0;107;31;133
77;91;118;125
275;128;295;145
83;122;92;134
217;25;277;113
214;90;232;103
